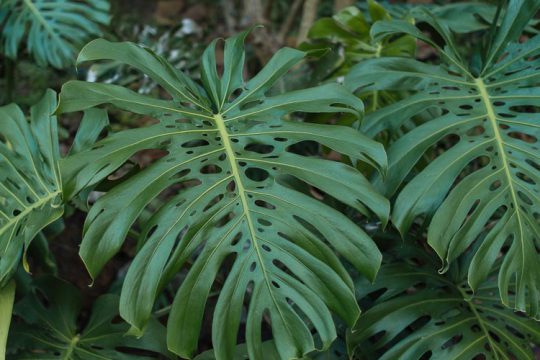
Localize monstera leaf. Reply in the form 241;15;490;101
345;0;540;317
57;31;388;359
0;90;63;286
8;276;170;359
0;0;110;69
348;246;540;360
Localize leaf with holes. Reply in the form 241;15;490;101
0;0;110;69
0;90;63;286
347;245;540;360
345;0;540;318
57;30;388;359
8;276;171;359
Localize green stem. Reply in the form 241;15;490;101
457;285;500;358
370;44;383;113
0;280;16;358
154;305;172;318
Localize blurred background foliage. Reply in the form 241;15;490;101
0;0;503;110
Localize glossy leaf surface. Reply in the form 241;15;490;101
348;246;540;360
58;31;388;359
346;0;540;318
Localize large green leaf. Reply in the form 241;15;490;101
57;31;388;359
0;90;63;286
345;0;540;318
0;0;110;69
348;246;540;360
8;276;170;359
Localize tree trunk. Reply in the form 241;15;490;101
297;0;319;46
334;0;353;12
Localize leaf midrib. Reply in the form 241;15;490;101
62;334;80;359
457;286;501;360
484;322;529;359
475;78;525;288
213;113;292;340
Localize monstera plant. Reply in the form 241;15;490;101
349;243;540;360
1;0;540;359
346;0;540;318
55;30;388;359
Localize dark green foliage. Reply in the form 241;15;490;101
1;1;540;359
350;245;540;359
8;276;170;359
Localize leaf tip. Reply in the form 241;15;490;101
437;261;450;275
